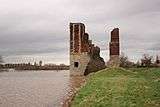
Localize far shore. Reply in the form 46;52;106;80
0;63;69;71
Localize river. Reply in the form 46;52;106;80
0;70;85;107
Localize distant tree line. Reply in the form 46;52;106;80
119;53;134;68
119;53;160;68
0;57;69;71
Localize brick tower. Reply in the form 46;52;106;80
70;23;105;75
107;28;120;67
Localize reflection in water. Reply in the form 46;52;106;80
0;70;85;107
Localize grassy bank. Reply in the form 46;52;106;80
71;68;160;107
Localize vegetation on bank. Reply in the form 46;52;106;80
71;68;160;107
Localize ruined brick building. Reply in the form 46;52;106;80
107;28;120;67
70;23;106;75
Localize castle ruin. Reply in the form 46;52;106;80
107;28;120;67
70;23;106;75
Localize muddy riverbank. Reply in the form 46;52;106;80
62;76;86;107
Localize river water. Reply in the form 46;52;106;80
0;70;84;107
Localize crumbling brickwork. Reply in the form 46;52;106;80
110;28;120;56
107;28;120;67
70;23;85;53
70;23;105;75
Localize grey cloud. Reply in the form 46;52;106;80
147;42;160;51
0;0;160;63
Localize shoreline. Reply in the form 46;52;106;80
62;75;86;107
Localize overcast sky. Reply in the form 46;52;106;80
0;0;160;64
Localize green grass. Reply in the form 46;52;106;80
71;68;160;107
